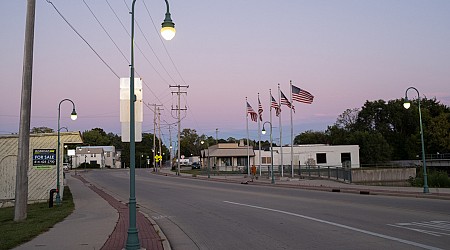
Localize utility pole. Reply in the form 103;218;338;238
170;85;189;176
15;0;36;222
157;106;163;169
150;104;162;171
215;128;218;144
169;125;172;170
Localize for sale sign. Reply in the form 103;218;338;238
33;149;56;169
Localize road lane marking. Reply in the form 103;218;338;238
388;221;450;237
224;201;442;250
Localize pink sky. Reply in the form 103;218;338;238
1;0;450;146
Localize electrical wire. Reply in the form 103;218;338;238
45;0;120;79
142;0;188;86
83;0;129;64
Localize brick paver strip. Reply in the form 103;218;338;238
73;175;164;250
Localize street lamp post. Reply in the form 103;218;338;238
56;99;77;205
404;87;429;193
127;1;175;249
262;121;274;184
201;140;210;178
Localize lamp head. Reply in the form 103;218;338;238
403;97;411;109
201;140;204;145
262;127;267;135
71;109;77;120
161;14;176;40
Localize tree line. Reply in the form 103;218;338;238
294;98;450;164
30;97;449;166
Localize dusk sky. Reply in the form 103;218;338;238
1;0;450;147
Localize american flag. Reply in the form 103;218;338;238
247;102;258;122
292;85;314;104
270;95;281;117
258;97;263;121
280;90;295;112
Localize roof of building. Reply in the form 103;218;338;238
201;143;256;157
76;148;104;155
80;145;116;151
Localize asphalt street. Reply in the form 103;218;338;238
84;169;450;250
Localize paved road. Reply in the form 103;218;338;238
84;169;450;250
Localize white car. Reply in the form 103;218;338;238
63;163;69;171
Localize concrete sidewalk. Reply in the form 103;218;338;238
159;167;450;200
15;174;118;250
14;173;166;250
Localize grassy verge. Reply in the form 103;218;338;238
0;187;75;250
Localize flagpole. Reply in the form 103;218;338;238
277;84;283;178
290;80;294;178
246;97;250;175
269;89;273;179
258;93;262;177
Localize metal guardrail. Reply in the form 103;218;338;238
299;165;352;183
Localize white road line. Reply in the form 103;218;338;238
223;201;443;250
387;224;449;237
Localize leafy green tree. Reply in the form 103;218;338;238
179;128;201;157
82;128;110;145
31;126;54;133
428;113;450;154
347;131;392;164
294;130;329;144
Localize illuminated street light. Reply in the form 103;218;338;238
56;99;77;205
262;121;274;184
404;86;429;193
201;140;210;178
127;1;176;249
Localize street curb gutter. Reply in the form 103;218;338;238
142;212;172;250
155;171;450;201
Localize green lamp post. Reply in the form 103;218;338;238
201;140;210;178
403;86;429;194
262;121;275;184
56;99;77;205
127;1;175;249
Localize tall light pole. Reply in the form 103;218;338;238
404;87;429;193
201;140;210;178
127;1;175;249
262;121;274;184
56;99;77;205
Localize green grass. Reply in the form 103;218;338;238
0;187;75;250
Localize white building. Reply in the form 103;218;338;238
75;146;120;169
201;143;360;172
255;144;360;169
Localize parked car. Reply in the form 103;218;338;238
63;163;69;171
191;162;201;170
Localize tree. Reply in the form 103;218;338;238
347;131;392;164
30;126;53;133
335;108;359;131
179;128;201;157
82;128;110;146
294;130;328;144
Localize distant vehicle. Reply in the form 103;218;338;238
63;163;69;171
178;159;190;166
191;162;201;170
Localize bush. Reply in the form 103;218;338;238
409;168;450;188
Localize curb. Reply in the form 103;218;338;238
141;213;172;250
155;171;450;201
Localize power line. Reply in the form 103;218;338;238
83;0;129;64
142;0;188;86
45;0;120;78
122;0;176;85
